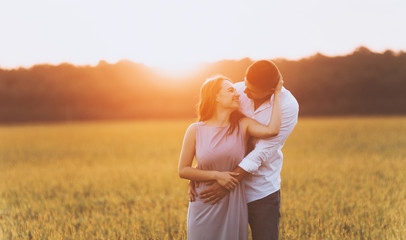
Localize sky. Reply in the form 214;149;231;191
0;0;405;72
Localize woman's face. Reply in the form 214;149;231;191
216;80;239;110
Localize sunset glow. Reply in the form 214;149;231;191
0;0;405;71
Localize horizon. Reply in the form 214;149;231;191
0;46;403;73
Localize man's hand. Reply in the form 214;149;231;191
192;167;249;204
199;166;249;204
199;182;229;204
188;180;198;202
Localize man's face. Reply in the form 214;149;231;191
244;80;273;100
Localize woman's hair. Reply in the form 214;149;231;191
197;75;245;135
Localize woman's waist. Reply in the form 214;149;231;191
193;180;245;201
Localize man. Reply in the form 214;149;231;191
193;60;299;240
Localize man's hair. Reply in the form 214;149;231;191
245;60;281;90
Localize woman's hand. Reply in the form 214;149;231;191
214;171;240;191
242;77;283;139
275;78;284;93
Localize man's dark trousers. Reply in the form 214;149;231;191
247;190;281;240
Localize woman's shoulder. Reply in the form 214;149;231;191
189;122;206;128
186;122;205;133
187;122;199;130
183;123;199;142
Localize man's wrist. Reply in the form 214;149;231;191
233;166;249;182
212;171;219;181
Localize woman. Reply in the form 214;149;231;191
178;75;283;240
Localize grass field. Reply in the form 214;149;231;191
1;117;405;239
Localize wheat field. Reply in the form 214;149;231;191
0;117;405;239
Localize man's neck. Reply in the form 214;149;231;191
253;94;273;111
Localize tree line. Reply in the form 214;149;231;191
1;47;405;123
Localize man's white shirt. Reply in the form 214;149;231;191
234;82;299;203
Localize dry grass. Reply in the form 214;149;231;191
0;117;405;239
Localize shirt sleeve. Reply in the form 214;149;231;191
238;93;299;173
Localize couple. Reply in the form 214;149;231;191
178;60;299;240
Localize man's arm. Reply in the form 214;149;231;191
198;166;248;204
198;148;270;204
199;94;299;204
239;95;299;173
199;122;285;204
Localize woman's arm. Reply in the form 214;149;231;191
178;124;239;191
242;79;283;139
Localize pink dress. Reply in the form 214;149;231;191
187;122;248;240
